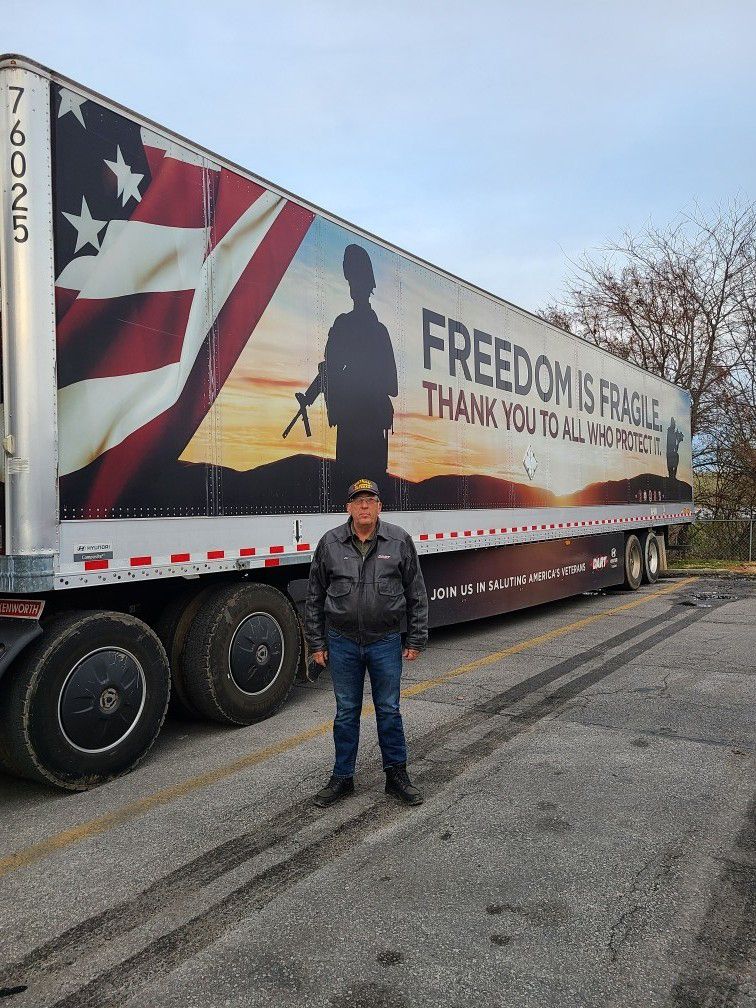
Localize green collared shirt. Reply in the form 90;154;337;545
350;521;377;558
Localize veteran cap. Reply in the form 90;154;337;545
347;478;381;501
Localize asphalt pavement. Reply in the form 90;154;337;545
0;575;754;1008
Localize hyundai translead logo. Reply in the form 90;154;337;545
592;556;609;570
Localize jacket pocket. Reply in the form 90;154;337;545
327;577;351;598
325;577;354;625
376;577;406;623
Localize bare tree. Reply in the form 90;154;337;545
540;200;756;517
704;274;756;518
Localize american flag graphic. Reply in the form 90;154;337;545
53;85;315;517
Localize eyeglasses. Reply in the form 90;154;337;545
350;495;380;504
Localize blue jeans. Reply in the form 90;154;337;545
327;630;407;777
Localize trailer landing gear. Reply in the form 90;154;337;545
0;611;170;790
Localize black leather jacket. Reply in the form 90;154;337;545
305;519;428;651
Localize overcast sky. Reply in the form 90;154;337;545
7;0;754;312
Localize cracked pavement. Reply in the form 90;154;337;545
0;576;753;1007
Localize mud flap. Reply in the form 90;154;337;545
0;617;43;683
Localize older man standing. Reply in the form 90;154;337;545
305;478;428;807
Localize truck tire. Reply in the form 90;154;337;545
0;611;170;790
641;531;661;584
181;583;300;725
623;534;643;591
154;586;215;718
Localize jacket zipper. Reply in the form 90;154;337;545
355;536;378;645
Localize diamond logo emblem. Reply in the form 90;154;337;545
523;446;538;481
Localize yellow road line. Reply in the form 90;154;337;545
0;722;333;878
0;576;696;878
401;576;698;697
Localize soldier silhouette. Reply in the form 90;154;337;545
282;244;398;501
324;245;397;495
666;417;684;478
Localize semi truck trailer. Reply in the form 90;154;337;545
0;55;693;789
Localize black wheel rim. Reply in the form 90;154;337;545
229;612;284;695
58;648;146;753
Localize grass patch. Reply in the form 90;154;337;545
669;559;756;574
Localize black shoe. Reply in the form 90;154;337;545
313;775;354;807
385;764;423;806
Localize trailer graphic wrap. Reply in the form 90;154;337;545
425;532;625;627
52;87;692;519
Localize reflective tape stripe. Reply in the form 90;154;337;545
85;559;109;571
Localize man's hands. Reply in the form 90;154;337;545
311;648;420;663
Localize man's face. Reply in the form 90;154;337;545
347;493;382;530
